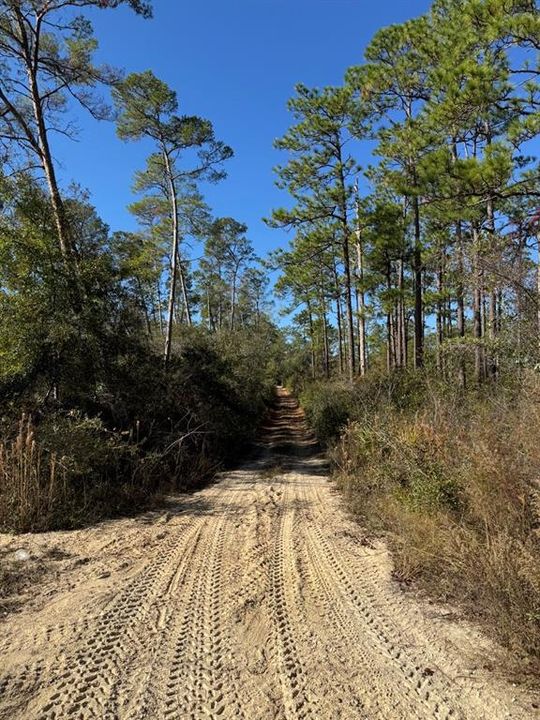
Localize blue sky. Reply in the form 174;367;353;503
53;0;431;262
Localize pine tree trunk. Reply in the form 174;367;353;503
452;142;466;387
163;149;183;366
342;235;356;382
516;248;523;365
472;225;485;384
332;259;345;375
397;257;406;369
537;234;540;359
230;267;239;331
482;291;489;380
488;290;498;380
486;192;498;380
177;250;192;327
386;267;396;370
307;299;316;380
319;287;330;378
156;282;164;335
354;197;368;375
164;238;179;366
386;314;393;372
322;306;330;379
336;147;355;381
412;195;424;369
393;306;400;369
15;9;74;264
456;222;466;388
336;295;344;375
436;263;444;376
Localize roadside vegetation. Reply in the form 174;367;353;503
298;374;540;669
269;0;540;671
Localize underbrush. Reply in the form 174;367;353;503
304;371;540;669
0;329;275;533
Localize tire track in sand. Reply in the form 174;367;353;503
34;518;205;720
156;471;261;720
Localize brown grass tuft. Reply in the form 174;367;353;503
0;415;70;533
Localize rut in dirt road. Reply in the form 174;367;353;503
0;388;534;720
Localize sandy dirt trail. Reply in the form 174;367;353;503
0;388;536;719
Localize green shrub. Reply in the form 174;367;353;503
0;326;278;533
300;381;353;445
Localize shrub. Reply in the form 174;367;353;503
325;373;540;668
300;381;353;445
0;413;141;532
0;327;277;533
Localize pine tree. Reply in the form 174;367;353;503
268;84;360;381
113;71;232;365
0;0;152;264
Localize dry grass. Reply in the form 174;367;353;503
331;375;540;670
0;411;247;533
0;413;153;533
0;415;71;533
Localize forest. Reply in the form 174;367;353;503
1;0;540;681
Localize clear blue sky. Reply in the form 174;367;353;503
53;0;431;261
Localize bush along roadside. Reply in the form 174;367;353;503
301;371;540;671
0;329;277;534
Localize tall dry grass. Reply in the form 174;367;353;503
327;373;540;669
0;415;71;532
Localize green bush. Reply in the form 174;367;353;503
300;381;353;445
0;326;278;533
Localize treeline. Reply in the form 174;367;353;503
269;0;539;384
0;1;280;531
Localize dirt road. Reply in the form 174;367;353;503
0;388;536;719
